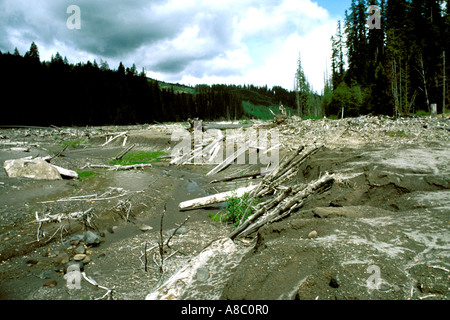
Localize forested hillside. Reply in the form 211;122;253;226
0;44;296;126
324;0;449;117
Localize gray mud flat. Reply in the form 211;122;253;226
0;119;449;300
222;144;450;300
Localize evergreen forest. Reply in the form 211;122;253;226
1;0;449;126
324;0;449;117
0;43;296;126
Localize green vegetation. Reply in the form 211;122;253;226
209;190;257;228
59;139;88;149
111;151;167;166
414;110;430;117
76;171;100;181
242;101;279;120
156;80;195;95
387;130;408;138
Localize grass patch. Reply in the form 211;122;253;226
59;139;88;149
209;190;258;228
76;171;99;181
387;130;408;138
111;151;167;166
414;110;430;117
242;101;279;120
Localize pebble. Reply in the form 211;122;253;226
329;275;340;288
106;226;114;234
81;255;91;265
70;234;84;243
84;231;100;246
166;226;189;237
140;225;153;232
43;280;57;288
73;254;87;261
53;252;70;265
74;245;85;254
308;230;318;239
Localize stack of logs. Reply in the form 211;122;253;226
229;143;335;239
179;143;336;240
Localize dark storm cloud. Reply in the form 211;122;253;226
69;0;184;58
0;0;237;76
0;0;336;90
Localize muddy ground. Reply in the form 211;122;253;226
0;117;449;300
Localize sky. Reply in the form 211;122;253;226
0;0;352;93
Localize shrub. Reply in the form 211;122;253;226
209;190;258;228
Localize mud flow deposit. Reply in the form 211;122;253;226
0;115;449;300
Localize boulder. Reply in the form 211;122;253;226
84;231;100;246
3;158;62;180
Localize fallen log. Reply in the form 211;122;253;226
114;144;136;160
230;173;335;239
179;184;257;211
102;131;128;147
82;163;152;171
209;170;266;184
257;144;324;197
230;145;306;227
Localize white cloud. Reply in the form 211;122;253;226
175;0;337;92
0;0;338;93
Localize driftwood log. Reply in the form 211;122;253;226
82;163;152;171
178;184;257;211
232;173;335;239
226;144;327;239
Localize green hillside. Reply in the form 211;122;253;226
151;79;298;120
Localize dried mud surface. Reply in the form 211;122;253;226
0;117;449;300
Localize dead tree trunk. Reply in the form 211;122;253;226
230;173;335;239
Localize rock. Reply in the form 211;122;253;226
329;275;340;288
3;158;62;180
43;280;57;288
84;231;100;246
50;164;78;179
10;147;30;152
106;226;114;234
70;234;84;243
81;255;91;265
140;225;153;232
166;226;189;237
53;252;70;265
308;230;318;239
378;283;391;292
73;254;87;261
74;245;85;254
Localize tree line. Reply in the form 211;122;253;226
323;0;449;117
0;43;296;126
